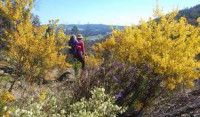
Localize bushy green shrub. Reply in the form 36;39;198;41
0;87;124;117
72;61;165;116
8;93;66;117
69;87;126;117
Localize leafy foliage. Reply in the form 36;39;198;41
0;87;124;117
70;87;125;117
71;26;79;35
0;91;15;116
10;93;65;117
31;14;41;27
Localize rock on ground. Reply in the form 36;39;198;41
0;70;4;75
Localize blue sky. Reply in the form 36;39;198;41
32;0;200;26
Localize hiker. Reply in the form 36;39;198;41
68;34;78;54
75;34;85;69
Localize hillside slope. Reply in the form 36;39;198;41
61;24;124;36
177;4;200;26
144;89;200;116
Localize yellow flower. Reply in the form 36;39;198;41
39;90;46;101
197;17;200;26
0;91;15;102
176;77;183;83
3;113;11;117
186;81;194;88
167;83;175;90
134;101;143;110
168;78;176;84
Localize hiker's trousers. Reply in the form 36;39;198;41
75;50;85;69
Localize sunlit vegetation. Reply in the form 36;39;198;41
0;0;200;116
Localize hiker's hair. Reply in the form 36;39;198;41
71;34;76;38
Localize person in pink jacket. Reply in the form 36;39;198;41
75;34;85;69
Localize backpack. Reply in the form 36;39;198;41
68;36;77;54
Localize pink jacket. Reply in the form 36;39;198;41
76;40;85;55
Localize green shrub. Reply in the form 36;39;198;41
9;93;66;117
69;87;126;117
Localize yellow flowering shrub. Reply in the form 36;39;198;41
85;55;102;68
95;11;200;90
0;0;30;24
0;0;70;82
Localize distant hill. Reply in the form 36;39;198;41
177;4;200;26
59;4;200;37
60;24;124;37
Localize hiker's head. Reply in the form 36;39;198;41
77;34;83;40
71;34;76;39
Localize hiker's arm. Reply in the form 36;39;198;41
75;41;81;50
